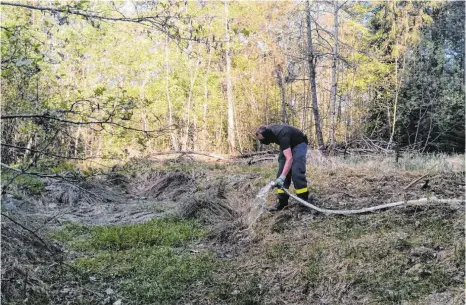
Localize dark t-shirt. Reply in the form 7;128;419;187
266;124;308;151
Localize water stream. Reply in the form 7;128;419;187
245;182;274;228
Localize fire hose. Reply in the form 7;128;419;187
270;182;463;215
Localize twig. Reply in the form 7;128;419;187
404;173;430;190
1;143;108;161
0;1;207;44
1;163;74;179
0;113;174;134
1;212;60;256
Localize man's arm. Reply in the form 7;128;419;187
280;148;293;177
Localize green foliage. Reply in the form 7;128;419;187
53;217;205;251
17;175;45;196
1;169;45;196
397;1;465;152
52;216;269;305
74;247;218;304
52;217;215;304
1;0;463;166
51;222;92;242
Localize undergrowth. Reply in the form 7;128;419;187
298;207;464;303
5;154;463;304
51;217;266;305
52;217;205;251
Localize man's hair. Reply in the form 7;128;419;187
255;125;268;137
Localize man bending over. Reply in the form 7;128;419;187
255;124;310;211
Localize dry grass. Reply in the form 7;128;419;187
307;150;464;174
2;155;464;304
225;153;465;305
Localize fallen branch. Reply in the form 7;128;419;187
150;151;228;160
404;173;430;190
236;150;279;158
0;112;173;134
1;163;74;179
1;143;109;161
247;156;277;165
1;213;61;257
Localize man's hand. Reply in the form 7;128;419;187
274;175;286;188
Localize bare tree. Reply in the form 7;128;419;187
165;36;179;151
329;0;340;148
305;0;324;149
275;64;288;124
224;1;236;153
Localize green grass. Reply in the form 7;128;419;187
304;243;324;286
51;218;214;304
356;254;452;303
74;246;219;304
213;275;265;305
308;152;464;173
265;242;296;262
51;217;267;304
52;217;205;251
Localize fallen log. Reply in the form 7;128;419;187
247;156;277;165
149;151;228;161
235;150;279;158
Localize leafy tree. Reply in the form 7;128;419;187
397;1;465;152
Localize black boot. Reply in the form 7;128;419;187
296;191;313;213
297;191;309;203
296;191;319;214
269;198;288;212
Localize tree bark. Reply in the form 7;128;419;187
305;0;324;149
275;64;288;124
202;41;213;151
225;1;236;153
165;36;179;150
329;0;339;147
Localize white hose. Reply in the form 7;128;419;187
270;182;463;215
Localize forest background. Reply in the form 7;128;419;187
1;0;464;168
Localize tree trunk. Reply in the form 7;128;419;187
74;126;81;158
301;78;307;131
329;0;339;147
305;0;325;149
225;1;236;153
165;36;179;151
183;49;200;150
388;0;408;147
23;136;34;162
275;64;288;124
202;41;213;151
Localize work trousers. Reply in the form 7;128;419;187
276;142;308;203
